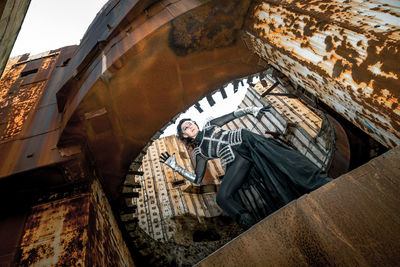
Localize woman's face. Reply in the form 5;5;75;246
181;120;199;139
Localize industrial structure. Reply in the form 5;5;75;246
0;0;399;266
0;0;30;77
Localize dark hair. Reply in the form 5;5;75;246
176;118;199;148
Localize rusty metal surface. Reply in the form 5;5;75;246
87;179;135;266
0;60;48;141
0;0;31;77
55;0;263;202
16;179;134;266
326;114;351;178
244;0;400;147
18;195;90;266
197;145;400;266
0;1;397;266
0;48;79;180
169;0;253;56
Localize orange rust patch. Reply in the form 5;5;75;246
245;0;400;146
0;54;57;141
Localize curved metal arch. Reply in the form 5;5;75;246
55;0;264;201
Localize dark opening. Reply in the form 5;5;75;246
171;180;186;187
20;68;38;77
62;58;71;66
317;100;388;170
193;229;221;242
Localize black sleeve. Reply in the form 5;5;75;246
209;112;236;127
193;153;208;184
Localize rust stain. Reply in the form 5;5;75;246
18;195;90;266
86;180;134;266
19;244;55;266
16;180;134;266
245;0;400;147
0;54;57;141
169;0;252;56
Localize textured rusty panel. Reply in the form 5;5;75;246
0;130;65;179
35;46;78;110
0;82;46;141
87;179;134;266
0;47;84;181
197;145;400;266
0;52;60;142
0;58;24;103
18;195;90;266
244;0;400;147
33;56;56;83
169;0;252;56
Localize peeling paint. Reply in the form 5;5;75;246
245;0;400;147
0;54;57;141
17;180;134;266
18;195;89;266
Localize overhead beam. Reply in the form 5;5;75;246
244;0;400;147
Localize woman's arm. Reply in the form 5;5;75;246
160;152;207;184
210;105;271;127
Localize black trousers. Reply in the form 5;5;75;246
215;152;252;220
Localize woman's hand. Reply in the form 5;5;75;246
234;105;271;119
254;105;271;119
160;152;198;183
160;152;178;169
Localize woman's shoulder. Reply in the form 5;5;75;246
203;121;217;131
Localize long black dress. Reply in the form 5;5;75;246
190;111;332;224
236;130;331;208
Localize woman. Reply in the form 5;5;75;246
160;106;332;229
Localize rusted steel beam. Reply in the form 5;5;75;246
244;0;400;147
260;80;279;97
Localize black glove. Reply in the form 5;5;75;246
256;105;271;119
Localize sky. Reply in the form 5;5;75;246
10;0;255;137
161;80;257;137
11;0;109;57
